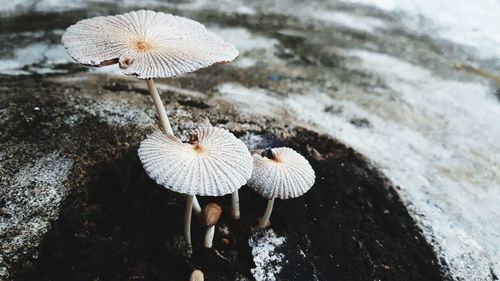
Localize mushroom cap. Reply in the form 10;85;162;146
62;10;239;79
189;269;204;281
138;127;252;196
248;147;315;200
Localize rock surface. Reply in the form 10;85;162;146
1;1;499;280
1;74;445;280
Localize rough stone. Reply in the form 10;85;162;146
0;74;446;281
2;1;498;280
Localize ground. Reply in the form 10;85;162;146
1;1;499;280
0;74;446;281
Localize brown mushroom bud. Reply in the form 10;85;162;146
189;269;204;281
203;203;222;227
203;203;222;248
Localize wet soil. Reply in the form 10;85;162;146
11;128;447;281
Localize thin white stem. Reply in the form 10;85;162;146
184;195;194;246
146;79;173;135
204;225;215;248
258;198;275;229
145;80;202;242
193;195;202;217
231;191;240;220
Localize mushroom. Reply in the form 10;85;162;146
62;10;238;81
189;269;204;281
62;10;239;216
248;147;315;229
203;203;222;248
138;127;252;245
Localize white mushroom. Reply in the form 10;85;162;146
138;127;252;245
62;10;238;79
189;269;204;281
62;10;239;218
248;147;315;229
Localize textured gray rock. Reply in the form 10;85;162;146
0;152;72;277
1;1;499;280
0;73;445;281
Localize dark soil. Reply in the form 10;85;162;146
11;129;448;281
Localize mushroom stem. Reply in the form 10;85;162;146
147;79;204;224
258;198;275;229
184;195;194;246
193;195;202;218
146;79;174;135
146;80;204;228
204;225;215;248
231;191;240;220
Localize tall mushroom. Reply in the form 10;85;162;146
61;10;239;215
248;147;315;229
138;127;252;245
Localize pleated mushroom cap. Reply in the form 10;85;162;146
138;127;252;196
248;147;315;200
190;270;204;281
62;10;239;79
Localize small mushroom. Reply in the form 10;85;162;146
248;147;315;229
62;10;238;220
138;127;252;245
203;203;222;248
189;269;204;281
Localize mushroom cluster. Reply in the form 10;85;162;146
62;10;251;246
62;10;316;255
138;127;252;245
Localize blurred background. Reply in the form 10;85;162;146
0;0;499;280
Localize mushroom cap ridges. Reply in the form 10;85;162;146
138;127;252;196
248;147;315;200
189;269;204;281
62;10;239;79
